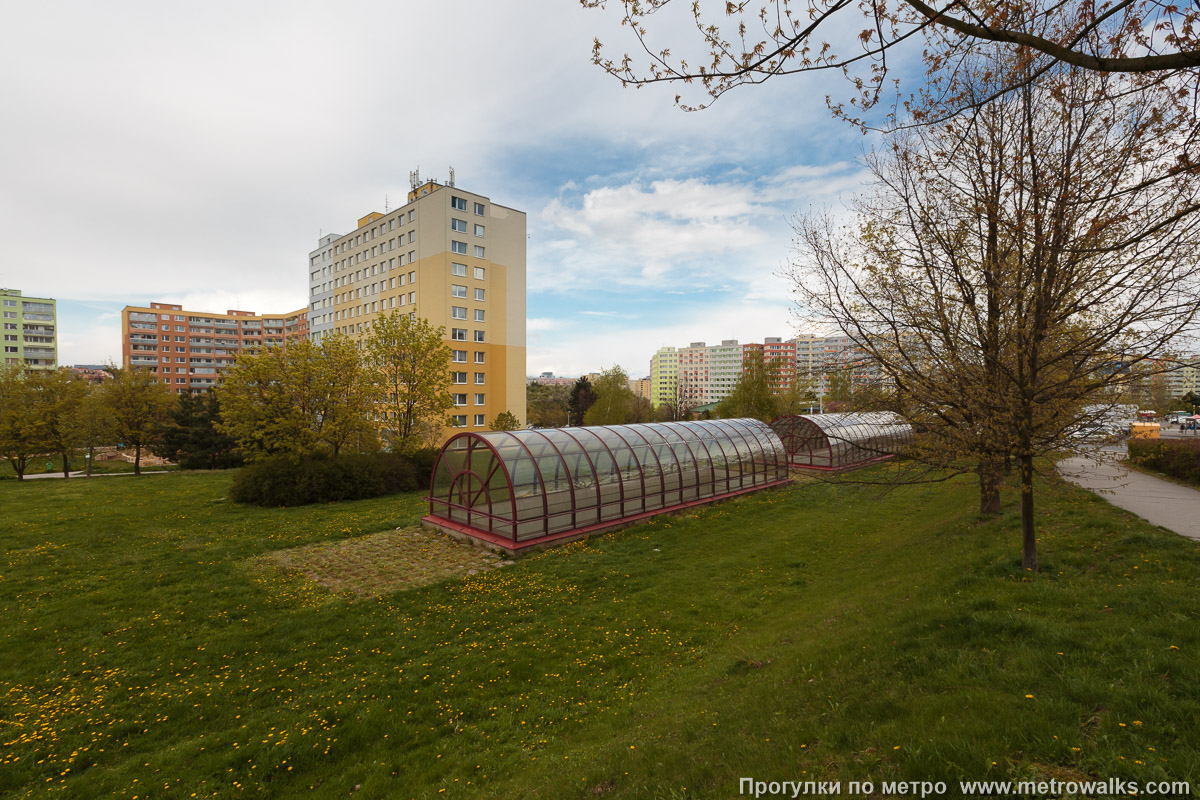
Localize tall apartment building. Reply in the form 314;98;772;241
628;376;652;402
650;346;678;407
665;338;797;408
1;289;57;369
306;176;526;432
743;337;798;390
121;303;308;393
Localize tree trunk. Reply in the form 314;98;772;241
1020;453;1038;572
979;457;1003;514
134;443;142;475
86;446;94;477
61;451;71;478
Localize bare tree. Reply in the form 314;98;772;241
790;52;1200;570
582;0;1200;116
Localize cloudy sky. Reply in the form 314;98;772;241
0;0;903;377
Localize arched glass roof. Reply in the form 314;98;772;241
425;419;790;549
770;412;913;470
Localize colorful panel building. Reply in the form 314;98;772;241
1;289;57;369
120;303;308;393
305;176;526;435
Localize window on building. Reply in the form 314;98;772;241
451;306;467;319
474;224;485;237
409;271;415;283
474;245;485;258
453;393;467;406
452;371;467;384
408;291;415;304
452;350;467;363
473;414;486;426
474;393;485;405
474;267;485;280
451;284;467;298
474;372;485;384
451;263;467;277
474;309;485;322
473;202;485;216
451;328;466;341
451;241;467;255
473;330;485;343
451;196;466;211
474;351;485;364
474;288;485;301
451;218;467;232
451;414;467;427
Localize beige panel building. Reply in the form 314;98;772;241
307;177;526;437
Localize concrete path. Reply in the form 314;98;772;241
21;470;172;480
1058;446;1200;541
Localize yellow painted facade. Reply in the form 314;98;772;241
309;181;526;441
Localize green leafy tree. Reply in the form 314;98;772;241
71;385;116;477
627;394;654;424
0;365;41;480
27;369;88;477
364;311;453;452
154;390;242;469
526;382;570;428
824;370;854;411
217;336;376;461
101;367;176;475
488;410;522;431
716;350;781;423
566;377;597;426
584;367;635;426
775;371;818;416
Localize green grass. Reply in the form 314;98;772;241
1;468;1199;799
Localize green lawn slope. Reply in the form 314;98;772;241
1;469;1197;798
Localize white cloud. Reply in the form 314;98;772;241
531;163;867;295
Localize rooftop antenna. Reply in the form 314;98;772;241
409;168;420;191
384;194;390;213
448;166;455;187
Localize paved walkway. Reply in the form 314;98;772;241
1058;446;1200;541
22;470;172;480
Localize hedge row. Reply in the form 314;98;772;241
1127;437;1200;485
231;449;438;507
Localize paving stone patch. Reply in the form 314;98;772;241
253;527;506;598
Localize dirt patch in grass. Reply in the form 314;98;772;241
254;527;509;598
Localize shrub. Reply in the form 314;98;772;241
1127;438;1200;485
408;447;439;488
230;452;422;507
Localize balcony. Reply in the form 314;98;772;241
129;335;158;343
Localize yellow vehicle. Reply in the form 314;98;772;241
1129;422;1161;440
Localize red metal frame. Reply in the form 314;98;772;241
425;418;792;548
769;413;911;470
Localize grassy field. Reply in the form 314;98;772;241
1;467;1198;798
